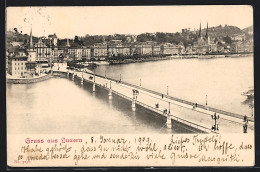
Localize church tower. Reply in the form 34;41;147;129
66;38;70;47
27;25;36;62
26;25;37;77
205;22;208;39
205;22;210;44
198;22;201;38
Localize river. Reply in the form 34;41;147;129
6;56;254;134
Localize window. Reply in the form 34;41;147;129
18;67;19;70
15;63;16;65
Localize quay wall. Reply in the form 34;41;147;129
6;73;53;84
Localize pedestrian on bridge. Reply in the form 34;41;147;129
162;94;164;99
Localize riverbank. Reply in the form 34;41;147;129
108;56;171;65
103;53;253;65
6;72;53;84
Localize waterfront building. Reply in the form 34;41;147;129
82;47;91;60
7;49;28;77
186;44;196;55
161;43;179;55
92;43;108;60
208;41;218;53
152;45;161;55
68;48;82;60
108;45;131;57
178;42;186;54
230;41;253;53
230;41;244;53
134;44;153;55
217;44;225;53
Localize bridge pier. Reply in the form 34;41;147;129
132;89;139;111
132;99;136;111
166;102;172;129
108;81;112;99
72;73;74;81
108;89;112;99
67;71;69;78
166;114;172;129
81;77;84;85
93;82;96;92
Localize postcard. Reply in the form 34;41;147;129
6;5;254;167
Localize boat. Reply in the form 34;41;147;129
242;87;254;98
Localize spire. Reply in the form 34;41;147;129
66;38;70;47
29;24;33;49
198;22;201;37
205;22;208;38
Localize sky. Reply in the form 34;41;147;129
6;5;253;39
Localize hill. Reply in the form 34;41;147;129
243;25;253;35
201;25;244;40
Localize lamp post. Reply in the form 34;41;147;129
206;94;208;106
120;74;121;82
211;113;219;131
243;115;249;133
167;86;169;96
140;79;142;87
168;102;171;114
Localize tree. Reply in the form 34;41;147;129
223;35;232;45
13;28;18;33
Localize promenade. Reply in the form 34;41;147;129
53;62;253;134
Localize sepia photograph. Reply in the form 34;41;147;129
6;5;254;167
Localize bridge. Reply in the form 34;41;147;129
52;66;254;134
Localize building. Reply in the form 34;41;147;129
26;26;37;77
92;43;108;60
108;40;122;46
230;42;244;53
34;38;52;61
161;43;179;55
186;44;196;54
231;34;246;42
230;41;253;53
193;22;217;54
134;44;153;55
82;47;91;60
8;49;28;77
152;45;161;55
48;33;58;46
108;45;131;57
217;44;225;53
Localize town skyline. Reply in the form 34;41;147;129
6;6;253;39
